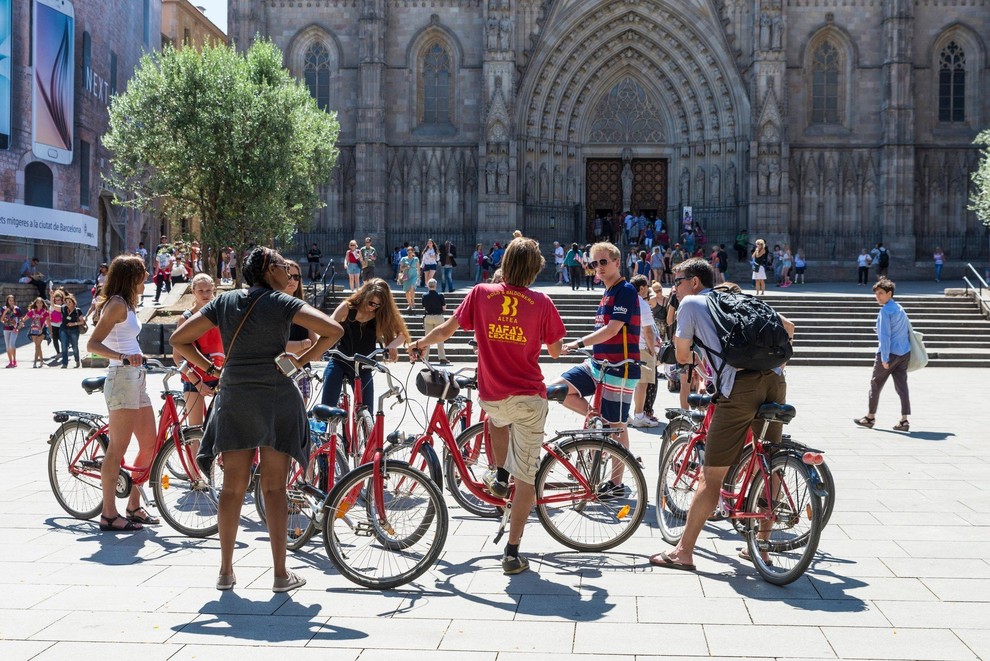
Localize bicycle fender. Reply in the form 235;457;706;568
415;442;443;485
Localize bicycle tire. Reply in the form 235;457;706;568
534;435;647;551
48;419;107;519
744;455;823;586
442;422;501;518
150;429;219;538
660;415;695;459
446;399;470;435
726;446;835;533
322;461;448;589
655;433;703;546
256;447;349;551
353;408;374;467
382;436;442;486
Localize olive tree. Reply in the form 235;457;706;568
103;38;339;280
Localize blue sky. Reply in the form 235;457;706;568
193;0;227;34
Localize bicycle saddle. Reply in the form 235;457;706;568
81;377;106;394
454;375;478;390
756;402;797;424
687;393;712;408
546;383;570;402
311;405;346;424
664;408;688;420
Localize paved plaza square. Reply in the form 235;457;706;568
0;355;988;659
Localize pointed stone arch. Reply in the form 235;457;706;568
584;74;669;145
802;23;857;131
286;24;342;74
928;23;986;127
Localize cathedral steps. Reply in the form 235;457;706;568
361;286;990;368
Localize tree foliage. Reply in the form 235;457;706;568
971;130;990;228
103;39;340;270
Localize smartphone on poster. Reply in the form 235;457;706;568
32;0;74;164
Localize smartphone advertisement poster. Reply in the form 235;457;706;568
32;0;74;164
0;200;98;247
0;0;12;149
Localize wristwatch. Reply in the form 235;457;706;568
577;339;585;349
205;363;219;377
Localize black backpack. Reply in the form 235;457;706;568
877;249;889;267
692;291;793;391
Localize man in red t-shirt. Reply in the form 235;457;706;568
411;237;565;574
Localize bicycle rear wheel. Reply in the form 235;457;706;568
48;420;107;519
150;429;219;538
655;433;703;545
744;455;823;585
322;461;447;589
256;446;349;551
535;435;647;551
444;422;501;518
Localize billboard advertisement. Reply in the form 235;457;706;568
32;0;74;164
0;0;11;149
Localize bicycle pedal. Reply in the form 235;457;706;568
636;456;644;468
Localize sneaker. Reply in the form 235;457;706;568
597;481;627;501
482;469;509;499
629;414;659;428
502;553;530;575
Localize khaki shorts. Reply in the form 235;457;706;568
479;395;548;485
104;366;153;411
705;370;786;467
640;351;657;385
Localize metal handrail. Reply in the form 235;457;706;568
963;264;990;319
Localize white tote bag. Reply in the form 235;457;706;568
906;320;928;372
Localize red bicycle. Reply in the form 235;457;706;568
48;361;221;537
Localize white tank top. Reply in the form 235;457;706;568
105;303;142;366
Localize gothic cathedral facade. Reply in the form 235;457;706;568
229;0;989;275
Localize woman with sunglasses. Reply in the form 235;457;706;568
283;260;317;404
321;278;410;414
345;240;362;291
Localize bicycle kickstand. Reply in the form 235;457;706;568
493;500;512;545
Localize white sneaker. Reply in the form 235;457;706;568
629;414;657;428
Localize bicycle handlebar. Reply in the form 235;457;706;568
325;348;388;372
565;347;641;370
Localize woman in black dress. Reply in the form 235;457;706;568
171;247;343;592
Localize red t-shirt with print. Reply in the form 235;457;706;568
454;283;566;402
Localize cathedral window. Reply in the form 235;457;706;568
421;42;451;125
811;42;840;124
304;42;332;111
938;42;965;123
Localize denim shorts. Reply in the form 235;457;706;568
346;263;361;275
104;366;153;411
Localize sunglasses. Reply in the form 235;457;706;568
288;274;301;281
367;300;382;309
590;258;612;267
672;276;690;287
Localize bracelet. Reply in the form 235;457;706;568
577;339;585;349
205;363;219;377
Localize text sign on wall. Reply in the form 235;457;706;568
0;200;98;246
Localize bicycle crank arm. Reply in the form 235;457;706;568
493;501;512;545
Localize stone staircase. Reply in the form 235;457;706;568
348;286;990;368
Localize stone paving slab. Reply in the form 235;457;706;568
1;359;989;659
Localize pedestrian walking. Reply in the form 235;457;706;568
933;247;944;283
854;277;912;432
857;248;871;285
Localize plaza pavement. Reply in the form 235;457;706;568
1;337;989;660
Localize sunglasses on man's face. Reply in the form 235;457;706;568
590;258;612;267
672;276;690;287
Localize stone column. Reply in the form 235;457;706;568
354;0;388;242
879;0;916;260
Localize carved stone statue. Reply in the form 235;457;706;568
772;15;783;50
539;165;549;202
621;162;633;212
758;159;770;196
498;17;513;50
679;167;690;205
768;159;781;195
497;158;508;194
487;16;499;50
525;163;535;202
553;166;563;202
759;13;772;50
710;167;721;204
486;160;497;194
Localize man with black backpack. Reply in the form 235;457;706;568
874;243;891;279
650;257;794;572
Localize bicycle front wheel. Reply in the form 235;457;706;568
150;429;219;538
445;422;501;518
535;435;647;551
655;433;703;545
744;455;823;586
322;461;447;589
48;420;107;519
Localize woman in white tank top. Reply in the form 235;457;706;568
87;255;159;532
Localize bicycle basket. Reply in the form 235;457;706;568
416;368;460;400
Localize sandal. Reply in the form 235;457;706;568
216;574;236;591
853;416;875;429
126;507;160;525
99;514;143;532
737;547;773;566
893;420;910;432
273;571;306;593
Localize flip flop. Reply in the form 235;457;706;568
738;547;774;566
649;551;696;572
